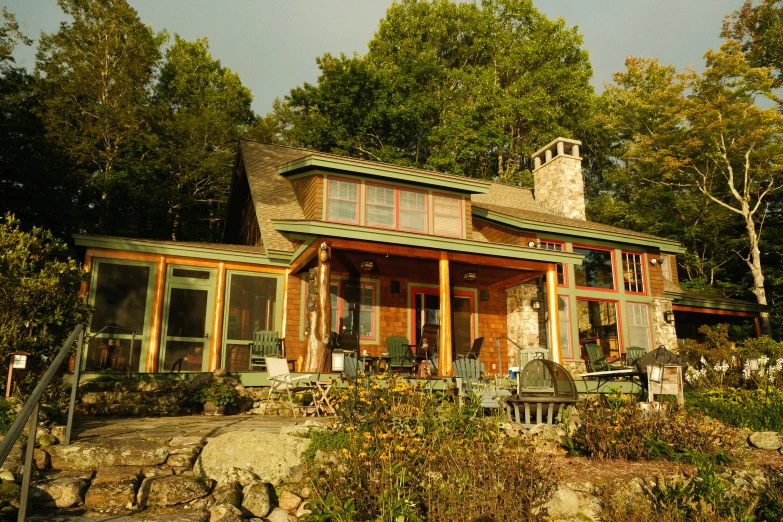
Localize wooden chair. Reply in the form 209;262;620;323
343;351;360;378
585;343;623;372
518;347;549;367
458;337;484;359
264;357;314;417
250;330;280;371
625;346;646;366
386;336;415;373
405;323;439;365
453;357;484;394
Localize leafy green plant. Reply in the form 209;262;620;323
192;380;238;407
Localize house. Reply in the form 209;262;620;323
73;138;765;383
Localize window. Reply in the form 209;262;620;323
399;189;427;232
223;273;279;373
661;255;673;282
622;252;645;293
626;302;652;351
433;195;463;237
330;280;377;340
574;247;615;290
558;296;573;359
327;178;359;223
366;184;396;228
577;299;620;359
540;241;566;285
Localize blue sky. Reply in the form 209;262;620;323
5;0;742;115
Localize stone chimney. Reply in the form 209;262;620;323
531;137;585;220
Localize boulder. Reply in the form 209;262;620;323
137;475;214;507
212;481;241;507
30;476;88;508
49;438;169;470
33;449;50;470
278;490;301;511
1;444;23;478
169;436;207;448
37;433;58;447
266;507;298;522
209;502;243;522
545;486;581;520
168;453;198;468
194;432;309;485
50;425;66;444
241;480;276;518
217;467;258;487
749;431;782;451
84;467;141;509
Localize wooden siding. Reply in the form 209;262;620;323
473;217;521;246
464;199;472;240
290;174;323;220
648;252;665;298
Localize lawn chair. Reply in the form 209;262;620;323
625;346;645;366
585;343;623;372
264;356;314;417
457;337;484;359
453;357;484;394
405;323;439;365
386;336;416;373
250;331;280;371
343;351;360;378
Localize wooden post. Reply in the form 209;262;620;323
753;316;762;338
546;264;562;364
79;252;94;298
438;252;452;376
304;243;331;372
208;262;226;371
146;256;167;373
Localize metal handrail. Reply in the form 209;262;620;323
0;323;85;521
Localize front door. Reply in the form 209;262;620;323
159;266;215;372
410;286;475;358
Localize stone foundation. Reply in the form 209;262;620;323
653;298;678;350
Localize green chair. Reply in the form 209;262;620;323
250;330;280;371
453;357;484;394
585;343;623;372
386;336;415;373
343;351;359;378
625;346;646;367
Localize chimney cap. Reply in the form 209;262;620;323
532;137;582;161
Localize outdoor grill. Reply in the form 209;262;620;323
634;345;687;388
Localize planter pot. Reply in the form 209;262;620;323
203;400;226;416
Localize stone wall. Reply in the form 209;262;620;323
653;297;678;350
532;138;585;221
506;282;546;367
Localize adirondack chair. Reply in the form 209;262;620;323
457;337;484;359
518;347;549;367
585;343;623;372
343;351;360;378
386;336;416;373
453;357;484;394
625;346;646;366
250;330;280;370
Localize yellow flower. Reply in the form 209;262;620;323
358;451;367;458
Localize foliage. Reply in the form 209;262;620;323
192;380;239;407
0;399;15;435
274;0;594;183
564;391;740;463
723;0;783;92
686;388;783;432
303;373;556;521
0;214;91;395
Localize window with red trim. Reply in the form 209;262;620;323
622;252;645;293
330;280;376;340
433;194;463;238
574;246;614;290
366;184;395;228
399;189;427;232
327;179;359;223
540;241;566;285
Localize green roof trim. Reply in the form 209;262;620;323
666;291;766;313
272;220;583;265
277;156;491;194
73;234;288;266
473;208;686;254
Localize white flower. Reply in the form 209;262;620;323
700;356;708;366
713;360;729;373
743;361;752;380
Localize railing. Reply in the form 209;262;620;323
0;324;85;521
495;336;524;376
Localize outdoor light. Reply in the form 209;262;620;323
531;298;543;310
331;349;346;373
664;310;675;324
650;258;665;266
463;271;477;282
527;241;536;248
649;363;665;384
747;357;760;373
360;260;375;272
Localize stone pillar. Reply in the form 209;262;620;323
653;298;678;350
532;137;586;220
506;283;546;366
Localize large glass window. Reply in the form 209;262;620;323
366;184;396;228
330;280;377;341
577;300;620;359
224;273;279;373
399;189;427;232
558;296;572;359
622;252;645;293
433;195;463;237
540;241;566;285
86;261;154;372
327;178;359;223
574;247;615;289
626;302;652;351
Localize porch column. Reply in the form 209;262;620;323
146;255;167;373
438;252;453;376
546;263;562;364
208;262;226;371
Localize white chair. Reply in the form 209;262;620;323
265;356;314;417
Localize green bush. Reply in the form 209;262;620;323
0;399;15;435
686;388;783;432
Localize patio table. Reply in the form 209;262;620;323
360;355;391;374
577;368;644;393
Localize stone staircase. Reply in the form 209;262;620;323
76;379;192;417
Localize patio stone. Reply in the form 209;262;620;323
49;438;169;470
30;476;88;508
748;431;782;450
137;475;214;507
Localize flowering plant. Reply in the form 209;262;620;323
193;381;239;407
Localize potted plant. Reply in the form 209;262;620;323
194;381;239;415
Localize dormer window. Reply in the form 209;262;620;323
399;189;427;232
366;184;396;228
327;178;359;224
433;194;463;237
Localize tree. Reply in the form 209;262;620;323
274;0;594;182
34;0;167;232
598;44;783;335
0;7;31;64
0;214;91;393
151;36;255;241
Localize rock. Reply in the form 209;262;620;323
299;486;312;499
194;432;309;485
169;436;207;447
266;507;297;522
169;445;203;456
30;476;88;508
278;421;328;438
84;467;141;510
168;453;198;468
545;486;580;519
296;502;312;518
0;471;14;482
241;480;276;518
212;481;241;507
749;431;782;451
137;475;215;507
37;433;58;447
213;368;227;378
210;502;243;522
33;449;50;470
218;467;258;487
50;426;66;444
49;438;169;470
1;444;23;477
144;467;174;478
278;490;301;511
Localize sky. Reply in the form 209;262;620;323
5;0;743;116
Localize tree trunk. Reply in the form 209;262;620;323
743;211;772;336
303;243;331;372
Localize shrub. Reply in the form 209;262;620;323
192;380;239;407
686;388;783;432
